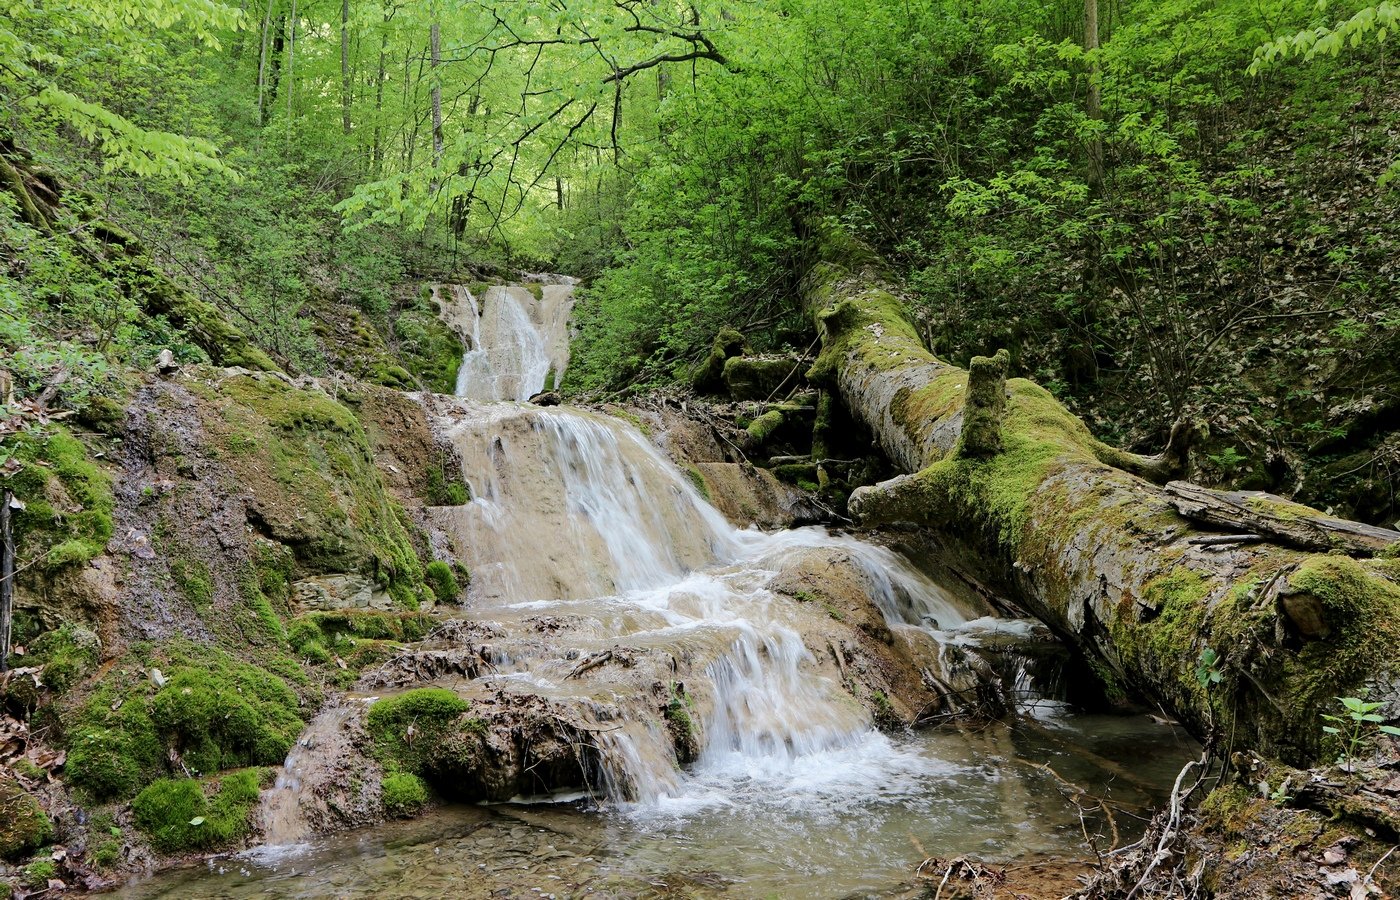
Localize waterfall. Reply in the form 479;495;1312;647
429;279;990;805
440;279;575;401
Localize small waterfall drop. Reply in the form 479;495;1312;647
440;278;575;401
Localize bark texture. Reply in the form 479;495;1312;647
803;235;1400;765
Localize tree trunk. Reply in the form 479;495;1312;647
1085;0;1104;196
1;489;14;674
341;0;352;135
430;20;443;169
803;232;1400;766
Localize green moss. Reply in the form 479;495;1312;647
90;839;122;868
132;769;263;852
424;561;459;603
745;410;786;447
425;465;470;505
723;356;799;401
8;426;113;571
1280;556;1400;735
148;663;301;776
202;374;430;608
684;466;711;501
690;327;747;393
772;463;818;485
20;860;55;889
0;779;52;861
393;310;463;394
381;772;429;817
26;624;99;693
170;558;214;610
366;689;470;774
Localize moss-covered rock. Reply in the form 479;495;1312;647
723;355;801;401
192;373;431;608
132;769;264;852
689;327;747;394
7;426;113;572
67;644;306;797
381;772;428;817
26;624;100;693
149;664;302;776
0;778;52;861
394;308;463;394
366;689;472;777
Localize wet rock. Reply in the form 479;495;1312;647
292;575;394;612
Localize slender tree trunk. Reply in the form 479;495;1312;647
0;489;14;674
341;0;352;134
256;0;275;126
372;22;388;173
802;230;1400;767
287;0;298;128
263;15;286;124
430;19;443;170
1085;0;1104;196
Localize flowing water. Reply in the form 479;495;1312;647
117;278;1195;898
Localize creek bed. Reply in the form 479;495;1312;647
113;712;1194;899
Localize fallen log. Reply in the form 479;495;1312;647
1163;481;1400;555
802;232;1400;765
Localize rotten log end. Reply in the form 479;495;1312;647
956;348;1009;458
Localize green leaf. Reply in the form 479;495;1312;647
1322;726;1341;734
189;817;205;826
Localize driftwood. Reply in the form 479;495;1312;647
1164;481;1400;555
801;232;1400;765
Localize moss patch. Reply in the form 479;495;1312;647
132;769;264;852
0;778;52;861
366;688;472;775
382;772;429;817
1280;556;1400;742
7;425;113;571
67;643;309;799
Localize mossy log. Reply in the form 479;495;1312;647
802;240;1400;765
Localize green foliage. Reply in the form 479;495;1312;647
131;769;263;852
1322;695;1400;771
381;772;429;818
1196;647;1224;690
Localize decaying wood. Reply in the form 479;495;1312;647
801;232;1400;765
1164;480;1400;555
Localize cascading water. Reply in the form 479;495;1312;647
430;279;995;809
441;278;576;401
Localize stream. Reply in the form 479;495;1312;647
115;279;1196;898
